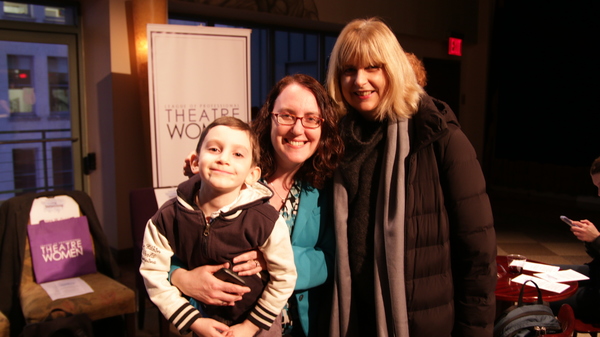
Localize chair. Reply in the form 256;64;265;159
548;304;575;337
0;190;136;337
0;311;9;337
574;318;600;337
130;187;176;337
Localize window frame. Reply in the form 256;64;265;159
0;18;85;197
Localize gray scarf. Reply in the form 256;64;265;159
332;115;410;337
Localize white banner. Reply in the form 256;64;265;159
147;24;251;188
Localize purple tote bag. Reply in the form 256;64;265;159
27;216;97;283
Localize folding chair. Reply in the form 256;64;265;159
0;190;136;337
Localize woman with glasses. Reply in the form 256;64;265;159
172;74;344;337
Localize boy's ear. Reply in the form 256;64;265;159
189;152;200;175
245;166;261;185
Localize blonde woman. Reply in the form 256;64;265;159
326;17;496;337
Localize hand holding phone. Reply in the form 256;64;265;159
214;268;246;286
560;215;574;226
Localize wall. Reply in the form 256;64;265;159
80;0;117;246
81;0;151;250
317;0;479;44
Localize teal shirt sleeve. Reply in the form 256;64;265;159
168;254;187;282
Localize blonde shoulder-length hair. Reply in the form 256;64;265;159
326;17;424;121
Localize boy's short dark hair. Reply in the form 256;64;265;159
195;116;260;165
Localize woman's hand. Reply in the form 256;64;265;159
183;151;198;177
571;219;600;242
171;263;250;306
231;249;266;276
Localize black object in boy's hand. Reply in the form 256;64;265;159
214;268;246;286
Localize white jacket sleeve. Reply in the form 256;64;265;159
247;216;297;329
139;219;202;335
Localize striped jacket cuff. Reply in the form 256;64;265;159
169;302;202;335
247;302;278;330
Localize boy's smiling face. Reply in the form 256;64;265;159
195;125;261;196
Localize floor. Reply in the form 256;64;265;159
115;188;600;337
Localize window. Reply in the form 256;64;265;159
12;147;37;195
3;2;31;17
167;18;337;115
7;54;35;114
1;1;82;202
1;1;74;25
274;31;319;81
48;56;69;116
44;7;65;24
52;146;73;190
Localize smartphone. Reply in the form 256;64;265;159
560;215;573;226
214;268;246;286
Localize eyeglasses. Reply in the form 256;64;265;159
272;113;324;129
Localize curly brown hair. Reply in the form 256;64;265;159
591;156;600;175
405;52;428;88
252;74;344;189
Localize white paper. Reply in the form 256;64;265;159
40;277;94;301
534;269;590;283
511;274;570;293
522;261;561;273
154;187;177;208
30;195;80;225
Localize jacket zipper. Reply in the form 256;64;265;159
202;217;213;256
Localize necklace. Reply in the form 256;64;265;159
269;182;288;205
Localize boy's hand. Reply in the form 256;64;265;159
190;317;231;337
228;320;261;337
171;263;250;306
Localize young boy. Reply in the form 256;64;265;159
140;116;297;337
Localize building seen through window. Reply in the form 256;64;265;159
47;56;69;115
7;54;34;114
1;2;77;201
1;1;74;25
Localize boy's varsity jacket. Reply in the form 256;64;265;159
140;175;297;335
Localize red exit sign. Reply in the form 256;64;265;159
448;37;462;56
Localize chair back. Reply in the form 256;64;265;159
0;310;9;337
574;317;600;336
548;304;575;337
0;190;135;337
130;188;159;256
129;187;176;264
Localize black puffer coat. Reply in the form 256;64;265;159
405;95;496;336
